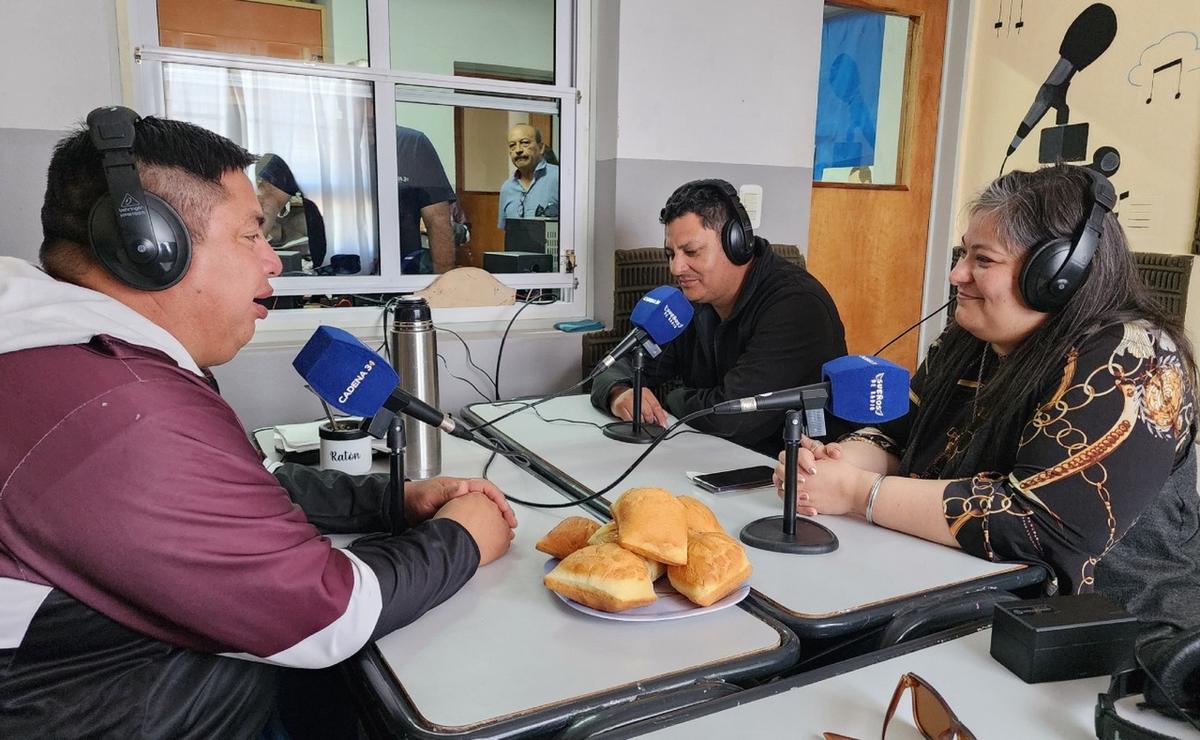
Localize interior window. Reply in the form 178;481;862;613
163;62;380;277
390;96;561;277
813;5;912;186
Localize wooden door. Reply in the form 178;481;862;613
807;0;947;370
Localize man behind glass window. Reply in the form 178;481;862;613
498;123;559;229
397;125;457;273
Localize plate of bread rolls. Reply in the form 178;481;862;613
536;488;752;621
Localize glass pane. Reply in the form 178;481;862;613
157;0;369;66
388;0;555;83
393;98;561;275
163;63;379;276
813;5;911;186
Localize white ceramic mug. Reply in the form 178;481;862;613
318;421;373;474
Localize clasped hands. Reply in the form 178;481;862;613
772;436;874;518
407;477;518;565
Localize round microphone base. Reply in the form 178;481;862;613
602;421;665;444
739;516;839;555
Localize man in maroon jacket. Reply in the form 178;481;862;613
0;109;516;739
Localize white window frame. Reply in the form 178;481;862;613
119;0;592;342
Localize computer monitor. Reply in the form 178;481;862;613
504;218;559;256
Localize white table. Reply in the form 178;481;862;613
622;626;1200;739
464;397;1044;639
258;428;801;738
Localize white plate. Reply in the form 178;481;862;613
542;559;750;621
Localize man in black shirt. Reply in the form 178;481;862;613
590;179;849;456
397;126;457;274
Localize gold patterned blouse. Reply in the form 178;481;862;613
854;322;1195;596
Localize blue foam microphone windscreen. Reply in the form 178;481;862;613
292;325;399;417
630;285;694;345
822;355;910;424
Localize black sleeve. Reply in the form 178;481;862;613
350;519;481;639
273;462;393;534
407;132;455;208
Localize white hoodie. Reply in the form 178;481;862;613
0;256;202;376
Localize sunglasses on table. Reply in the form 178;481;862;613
823;672;976;740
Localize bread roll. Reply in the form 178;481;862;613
668;531;752;607
677;495;724;534
585;522;663;580
587;521;619;546
544;543;657;612
612;487;688;565
536;516;601;559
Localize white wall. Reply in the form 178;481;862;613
0;1;124;264
615;1;820;167
0;1;122;131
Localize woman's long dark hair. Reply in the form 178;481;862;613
900;164;1197;477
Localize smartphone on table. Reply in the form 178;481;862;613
693;465;775;494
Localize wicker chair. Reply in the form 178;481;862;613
1133;252;1193;325
581;245;806;377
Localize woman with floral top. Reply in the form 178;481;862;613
775;164;1198;637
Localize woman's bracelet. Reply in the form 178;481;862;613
864;474;887;525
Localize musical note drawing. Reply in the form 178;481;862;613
1146;58;1183;103
995;0;1027;38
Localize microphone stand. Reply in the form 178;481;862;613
602;345;664;444
387;413;406;535
739;409;839;554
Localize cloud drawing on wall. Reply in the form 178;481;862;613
1127;30;1200;88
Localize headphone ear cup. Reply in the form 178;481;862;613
88;192;192;291
1019;238;1073;312
722;217;752;265
1141;627;1200;716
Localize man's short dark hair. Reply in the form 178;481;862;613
658;180;735;233
40;115;256;280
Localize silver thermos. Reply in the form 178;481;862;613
389;296;441;479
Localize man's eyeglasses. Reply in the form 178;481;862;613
823;672;976;740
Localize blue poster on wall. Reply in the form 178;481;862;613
813;11;884;178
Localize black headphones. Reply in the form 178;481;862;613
1018;168;1117;312
86;106;191;291
1095;627;1200;739
664;179;759;266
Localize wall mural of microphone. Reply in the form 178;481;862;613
596;285;695;444
1002;3;1119;177
721;355;912;555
